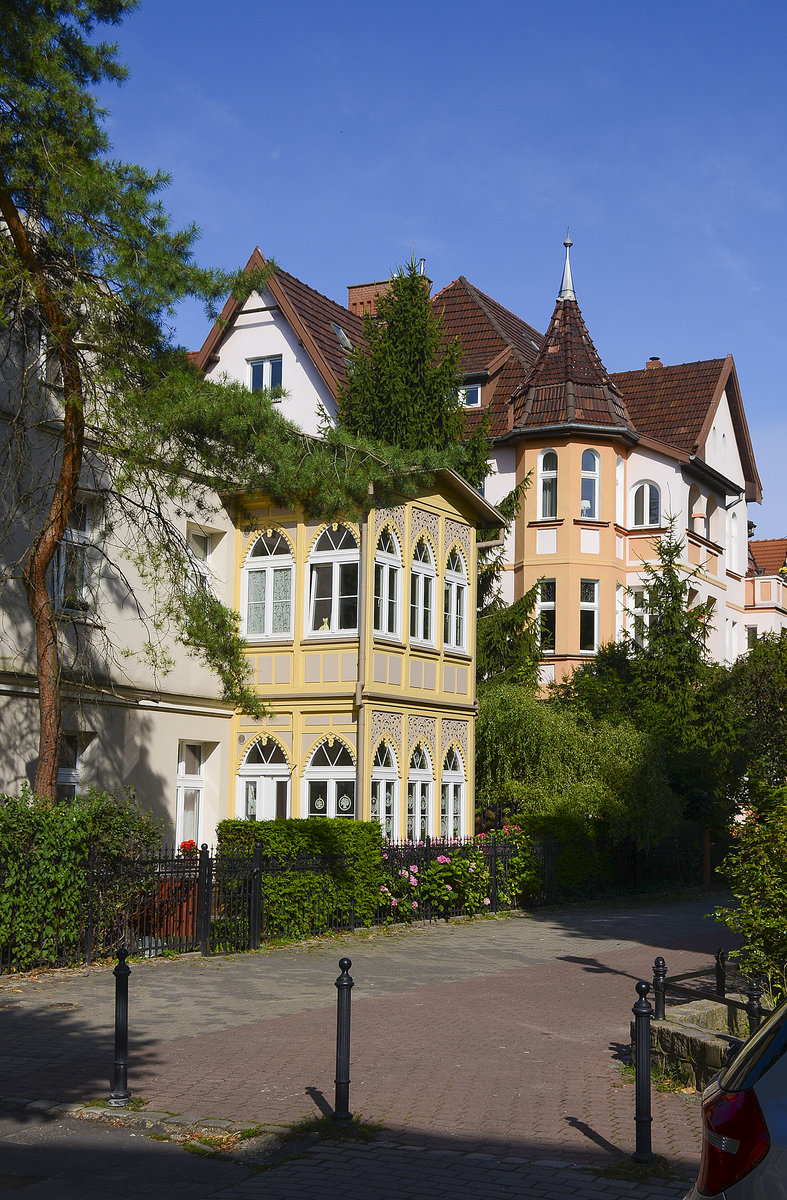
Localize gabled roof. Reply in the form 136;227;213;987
610;355;762;502
193;248;364;396
432;277;543;437
512;296;635;434
748;538;787;576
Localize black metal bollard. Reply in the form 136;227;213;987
109;947;131;1107
746;978;763;1036
652;956;667;1021
715;948;728;997
333;957;354;1122
632;980;654;1162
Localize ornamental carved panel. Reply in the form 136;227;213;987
411;508;439;553
374;506;406;546
406;714;437;764
445;518;472;560
441;718;469;765
370;710;403;768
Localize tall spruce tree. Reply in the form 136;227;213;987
337;256;491;488
0;2;445;799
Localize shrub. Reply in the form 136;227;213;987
0;785;162;969
713;788;787;1004
216;818;385;931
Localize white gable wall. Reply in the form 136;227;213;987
204;290;337;436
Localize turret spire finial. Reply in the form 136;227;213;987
558;227;576;301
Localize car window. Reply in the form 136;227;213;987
721;1000;787;1092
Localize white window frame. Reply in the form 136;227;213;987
241;530;295;640
410;536;436;646
56;733;82;803
52;498;93;614
303;739;357;819
176;741;204;846
632;481;661;528
373;527;402;641
580;449;600;520
538;449;558;520
443;548;468;654
579;579;599;653
536;578;556;654
187;527;213;592
629;586;649;648
460;383;481;408
236;739;290;821
615;455;625;525
306;525;360;637
440;748;465;839
248;355;283;395
370;742;398;840
407;744;433;841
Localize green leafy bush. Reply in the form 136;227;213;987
0;786;162;970
216;818;384;931
713;788;787;1004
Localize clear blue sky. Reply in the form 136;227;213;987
97;0;787;537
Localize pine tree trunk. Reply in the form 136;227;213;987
0;179;85;802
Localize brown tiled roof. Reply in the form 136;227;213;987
432;277;543;375
610;359;728;453
513;298;634;431
749;538;787;576
274;268;364;390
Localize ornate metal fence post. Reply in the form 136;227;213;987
652;956;667;1021
109;948;131;1107
715;948;728;997
196;843;212;956
632;980;654;1162
746;978;763;1036
333;957;354;1122
249;842;263;951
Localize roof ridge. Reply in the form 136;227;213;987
458;276;542;369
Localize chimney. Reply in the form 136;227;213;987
646;356;663;370
347;279;392;319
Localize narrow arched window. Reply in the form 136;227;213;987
443;548;468;653
410;536;436;645
729;511;739;572
307;524;359;635
615;456;624;525
373;527;401;639
580;450;600;519
407;744;433;841
237;738;290;821
440;748;465;839
538;449;558;520
632;482;661;528
370;742;398;840
242;530;294;639
305;739;356;819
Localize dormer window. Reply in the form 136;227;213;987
460;384;481;408
249;356;283;394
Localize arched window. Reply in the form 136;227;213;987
688;484;705;537
440;748;465;839
538;449;558;520
373;527;401;639
443;548;468;653
632;482;661;528
580;450;600;519
706;496;718;544
305;739;356;819
237;738;290;821
370;742;398;840
407;744;433;841
307;524;359;635
729;510;739;572
615;456;624;525
242;530;294;639
410;536;436;645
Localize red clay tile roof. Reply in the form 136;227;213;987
749;538;787;575
432;277;543;374
610;359;728;454
513;298;634;432
274;268;364;390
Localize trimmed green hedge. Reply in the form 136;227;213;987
216;818;385;930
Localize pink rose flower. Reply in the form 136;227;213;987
391;898;398;907
411;901;418;909
445;884;452;891
483;898;491;906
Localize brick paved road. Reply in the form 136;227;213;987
0;896;730;1198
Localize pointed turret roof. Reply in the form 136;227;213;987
512;236;635;434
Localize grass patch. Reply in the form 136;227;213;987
595;1154;684;1183
616;1060;697;1094
278;1115;382;1146
83;1096;149;1110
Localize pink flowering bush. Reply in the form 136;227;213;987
417;850;489;916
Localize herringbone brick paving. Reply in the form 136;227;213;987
0;897;730;1198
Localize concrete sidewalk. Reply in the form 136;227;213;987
0;895;730;1198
